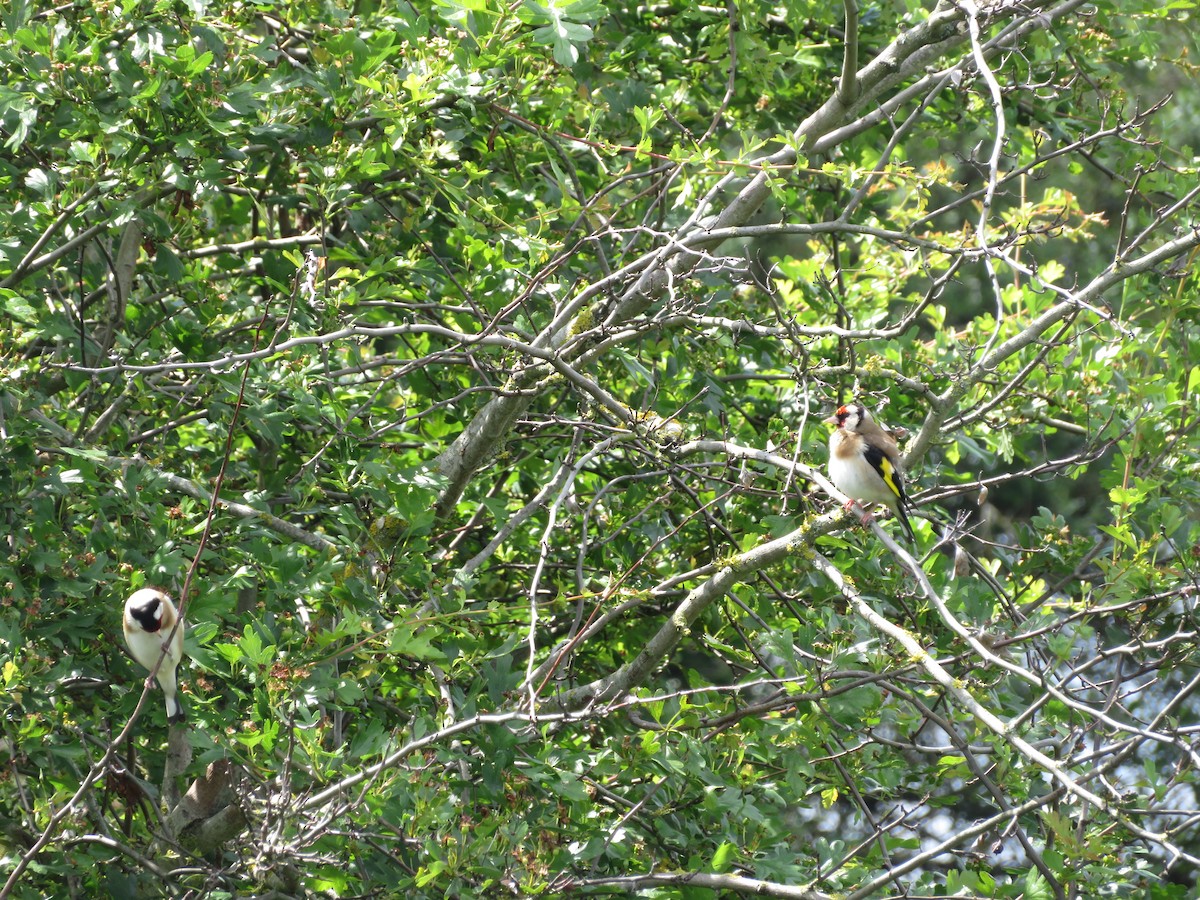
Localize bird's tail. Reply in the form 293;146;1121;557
165;694;186;724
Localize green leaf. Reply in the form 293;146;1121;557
710;841;736;872
1023;867;1053;900
0;290;37;325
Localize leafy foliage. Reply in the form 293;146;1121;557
2;0;1200;897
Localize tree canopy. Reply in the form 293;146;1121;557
2;0;1200;897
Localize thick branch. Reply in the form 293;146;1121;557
554;871;833;899
837;0;859;106
544;459;844;710
909;224;1200;460
429;0;1068;519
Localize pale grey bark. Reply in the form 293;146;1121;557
431;0;1086;519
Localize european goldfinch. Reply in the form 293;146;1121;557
123;588;186;723
824;402;916;542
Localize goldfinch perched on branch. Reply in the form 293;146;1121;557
824;402;917;543
123;588;186;724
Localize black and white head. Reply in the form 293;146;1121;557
825;402;869;432
124;588;169;633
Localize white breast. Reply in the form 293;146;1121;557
828;440;895;506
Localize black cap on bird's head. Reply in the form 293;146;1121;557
125;589;167;633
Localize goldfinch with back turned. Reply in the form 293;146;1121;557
123;588;186;724
824;402;916;542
